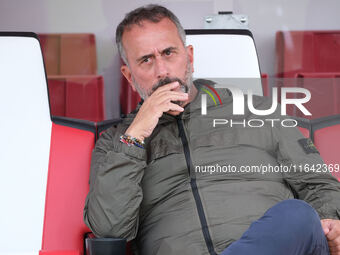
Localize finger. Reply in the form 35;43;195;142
327;223;340;241
328;244;340;254
152;81;180;94
157;90;188;98
328;236;340;247
143;91;187;108
321;220;331;235
156;92;188;105
323;227;330;235
161;102;184;112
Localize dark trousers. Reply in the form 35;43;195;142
221;199;330;255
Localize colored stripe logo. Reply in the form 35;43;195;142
200;84;222;105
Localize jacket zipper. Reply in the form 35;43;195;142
177;117;217;255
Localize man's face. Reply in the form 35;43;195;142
120;17;194;101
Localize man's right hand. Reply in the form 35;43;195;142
125;81;189;141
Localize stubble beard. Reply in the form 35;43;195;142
131;59;193;107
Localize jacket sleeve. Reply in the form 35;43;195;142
272;122;340;220
83;124;146;240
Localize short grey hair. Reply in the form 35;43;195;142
115;4;186;65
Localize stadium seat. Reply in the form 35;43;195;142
275;31;340;119
48;75;105;122
48;78;67;116
120;68;141;115
1;32;52;255
276;31;340;78
294;72;340;119
41;117;96;255
261;73;270;97
39;34;97;75
312;115;340;180
0;32;128;255
40;33;105;122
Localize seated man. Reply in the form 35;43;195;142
84;4;340;255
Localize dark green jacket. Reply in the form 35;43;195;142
84;80;340;255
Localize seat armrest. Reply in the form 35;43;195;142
85;237;126;255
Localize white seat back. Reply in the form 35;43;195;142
186;30;263;95
0;32;51;255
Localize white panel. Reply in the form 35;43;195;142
187;34;260;78
186;33;262;95
0;36;51;253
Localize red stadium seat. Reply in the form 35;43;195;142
275;31;340;119
48;75;105;122
39;34;60;75
301;73;339;117
294;72;340;119
39;34;97;75
40;33;104;122
261;73;270;97
41;118;96;255
312;116;340;180
120;63;141;115
48;79;66;116
65;75;105;122
41;117;132;255
276;31;340;78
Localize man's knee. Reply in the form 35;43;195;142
271;199;321;234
